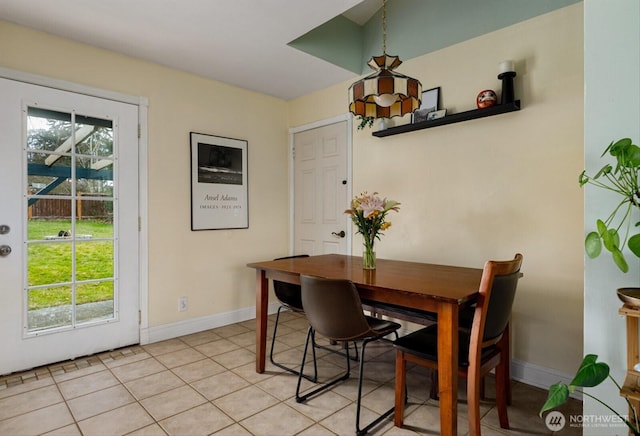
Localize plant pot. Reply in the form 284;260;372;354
617;287;640;308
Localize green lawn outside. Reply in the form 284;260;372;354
27;220;114;310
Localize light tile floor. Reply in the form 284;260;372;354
0;311;582;435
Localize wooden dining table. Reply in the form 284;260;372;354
246;254;483;436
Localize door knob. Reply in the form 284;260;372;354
0;245;11;257
331;231;346;238
0;225;9;235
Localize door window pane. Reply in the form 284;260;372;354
76;282;114;324
27;152;73;197
27;108;72;152
76;241;114;281
27;286;73;331
27;242;72;286
75;123;113;158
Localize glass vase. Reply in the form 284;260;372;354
363;246;376;269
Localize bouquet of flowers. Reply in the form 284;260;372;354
345;192;400;269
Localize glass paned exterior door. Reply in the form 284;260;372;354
0;77;139;374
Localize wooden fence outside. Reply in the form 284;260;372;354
29;195;113;221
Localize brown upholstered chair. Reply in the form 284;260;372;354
296;275;401;436
394;253;523;435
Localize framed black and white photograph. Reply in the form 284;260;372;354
412;87;440;123
190;132;248;230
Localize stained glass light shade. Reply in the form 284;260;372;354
348;54;422;119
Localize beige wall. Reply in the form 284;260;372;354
1;2;584;374
0;20;290;327
290;4;584;373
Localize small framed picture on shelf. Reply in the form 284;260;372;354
427;109;446;121
412;87;440;123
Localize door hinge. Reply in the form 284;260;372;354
138;124;141;139
138;217;141;231
138;310;142;325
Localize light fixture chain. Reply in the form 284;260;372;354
382;0;387;55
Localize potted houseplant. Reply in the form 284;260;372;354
580;137;640;272
539;354;639;434
540;138;640;432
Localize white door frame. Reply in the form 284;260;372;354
288;114;353;255
0;67;150;341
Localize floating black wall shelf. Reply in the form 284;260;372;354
372;100;521;138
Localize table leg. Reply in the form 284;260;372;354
438;303;458;436
255;269;268;373
394;350;406;426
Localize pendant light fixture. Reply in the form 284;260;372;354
348;0;422;119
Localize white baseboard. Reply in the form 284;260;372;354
139;306;580;402
512;358;582;400
140;302;281;345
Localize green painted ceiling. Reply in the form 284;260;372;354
289;0;581;74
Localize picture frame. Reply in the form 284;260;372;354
427;109;447;120
190;132;248;230
412;87;440;123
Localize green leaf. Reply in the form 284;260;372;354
629;234;640;258
585;232;602;258
594;164;613;179
596;219;607;235
610;138;640;169
602;228;620;253
612;247;629;273
578;170;589;186
570;354;609;387
601;140;616;157
539;383;569;417
609;138;632;157
624;144;640;168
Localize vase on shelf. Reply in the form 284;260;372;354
363;245;376;269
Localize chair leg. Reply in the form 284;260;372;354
296;326;350;403
495;361;510;429
350;341;359;361
429;369;438;400
394;350;407;427
355;332;398;436
270;306;318;382
467;364;482;436
503;323;512;406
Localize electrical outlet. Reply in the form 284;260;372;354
178;296;188;312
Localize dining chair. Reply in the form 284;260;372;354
269;254;318;382
393;253;523;435
296;275;401;436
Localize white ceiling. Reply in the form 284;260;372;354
0;0;383;100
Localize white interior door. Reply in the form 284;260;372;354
293;121;349;255
0;77;139;375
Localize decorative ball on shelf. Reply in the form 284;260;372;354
476;89;497;109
